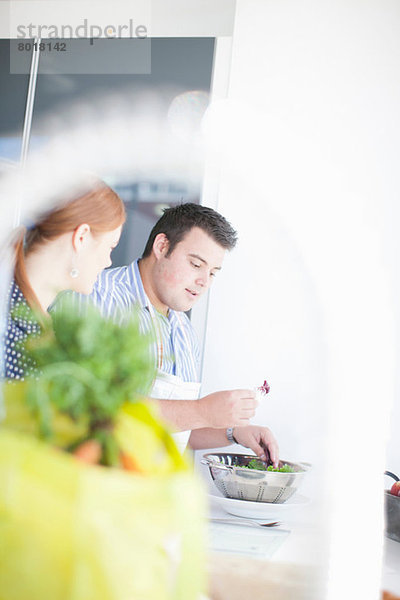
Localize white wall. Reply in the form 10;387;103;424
201;0;400;465
198;1;400;597
200;185;329;463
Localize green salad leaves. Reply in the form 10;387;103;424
243;458;295;473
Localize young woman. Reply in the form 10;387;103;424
5;180;125;380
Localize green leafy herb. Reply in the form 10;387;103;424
20;299;155;446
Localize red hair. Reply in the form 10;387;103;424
14;181;126;311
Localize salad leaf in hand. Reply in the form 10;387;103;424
259;380;270;395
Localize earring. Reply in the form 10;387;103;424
70;253;79;278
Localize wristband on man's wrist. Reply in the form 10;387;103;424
226;427;238;444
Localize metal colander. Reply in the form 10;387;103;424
201;453;309;504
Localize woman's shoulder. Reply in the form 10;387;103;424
7;280;24;307
7;280;41;335
5;280;41;380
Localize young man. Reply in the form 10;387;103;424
90;203;279;464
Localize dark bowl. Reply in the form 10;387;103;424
384;471;400;543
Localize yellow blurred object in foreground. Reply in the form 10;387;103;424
0;389;207;600
115;401;188;475
2;381;88;446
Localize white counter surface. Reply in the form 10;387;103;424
383;538;400;596
199;462;400;596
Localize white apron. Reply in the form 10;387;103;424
147;303;200;454
151;371;201;453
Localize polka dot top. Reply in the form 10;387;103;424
5;281;41;380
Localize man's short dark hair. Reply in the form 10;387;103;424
142;202;238;258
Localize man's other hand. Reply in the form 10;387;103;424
232;425;279;468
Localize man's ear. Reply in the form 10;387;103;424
153;233;169;259
72;223;91;251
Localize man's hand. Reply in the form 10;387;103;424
155;389;258;432
232;425;279;468
197;390;258;429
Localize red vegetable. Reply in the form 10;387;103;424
259;380;270;395
390;481;400;497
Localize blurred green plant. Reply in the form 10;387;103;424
18;300;155;444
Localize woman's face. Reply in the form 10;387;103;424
73;225;122;294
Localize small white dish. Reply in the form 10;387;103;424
208;490;309;519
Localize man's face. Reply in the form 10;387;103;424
152;226;226;312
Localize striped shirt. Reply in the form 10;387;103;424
87;260;200;383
